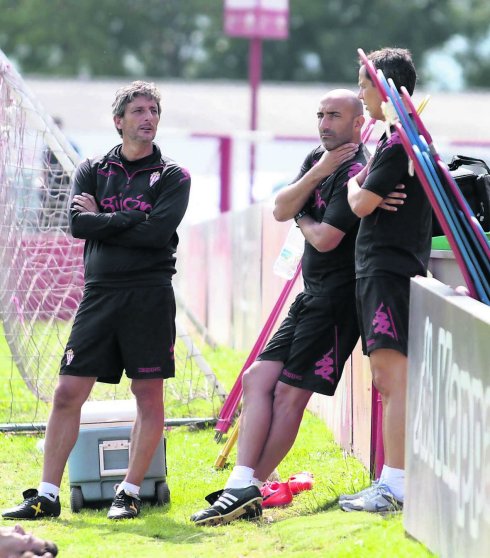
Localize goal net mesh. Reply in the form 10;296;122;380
0;49;226;427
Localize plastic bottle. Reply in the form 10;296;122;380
273;223;304;279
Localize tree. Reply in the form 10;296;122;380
0;0;223;78
259;0;460;83
448;0;490;87
0;0;488;87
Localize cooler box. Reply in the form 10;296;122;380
67;399;169;512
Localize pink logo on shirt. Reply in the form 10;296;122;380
348;162;365;179
314;188;326;209
179;168;191;185
380;131;402;154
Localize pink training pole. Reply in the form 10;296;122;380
214;263;302;440
394;123;479;299
370;387;385;480
400;86;490;262
362;118;377;144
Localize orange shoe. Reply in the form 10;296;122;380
288;472;314;495
260;481;293;508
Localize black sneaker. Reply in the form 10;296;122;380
2;488;61;520
107;489;141;520
190;486;262;526
205;488;262;520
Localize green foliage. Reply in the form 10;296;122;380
262;0;458;84
0;0;489;86
0;0;223;78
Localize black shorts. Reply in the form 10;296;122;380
356;275;410;356
60;286;176;383
257;291;359;396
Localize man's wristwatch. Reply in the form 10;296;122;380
294;209;308;224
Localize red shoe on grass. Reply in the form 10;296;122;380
260;481;293;508
288;472;314;495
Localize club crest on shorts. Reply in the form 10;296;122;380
149;171;161;187
65;348;74;365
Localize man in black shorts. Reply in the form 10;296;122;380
190;88;368;526
342;48;432;513
2;81;191;521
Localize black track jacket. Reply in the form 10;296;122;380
69;144;191;288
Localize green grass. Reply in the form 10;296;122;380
0;414;432;557
0;335;432;557
0;329;51;424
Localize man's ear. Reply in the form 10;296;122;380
113;114;122;132
355;114;365;130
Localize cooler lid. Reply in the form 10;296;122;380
80;399;137;424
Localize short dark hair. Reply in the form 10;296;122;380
364;48;417;95
112;81;162;137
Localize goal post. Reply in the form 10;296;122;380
0;48;226;426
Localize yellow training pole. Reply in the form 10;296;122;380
214;418;240;469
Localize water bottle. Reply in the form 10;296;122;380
273;223;304;279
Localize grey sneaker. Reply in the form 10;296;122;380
339;484;403;513
338;481;379;503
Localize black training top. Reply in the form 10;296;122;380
355;128;432;278
294;144;366;295
69;143;191;288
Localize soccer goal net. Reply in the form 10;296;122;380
0;49;226;428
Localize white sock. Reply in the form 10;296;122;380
224;466;255;489
379;465;404;501
251;477;264;488
37;482;59;501
117;481;140;496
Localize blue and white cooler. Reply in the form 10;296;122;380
67;399;169;512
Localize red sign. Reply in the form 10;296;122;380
224;0;289;40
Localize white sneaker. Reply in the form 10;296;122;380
338;481;379;503
339;484;403;513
